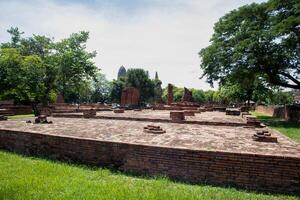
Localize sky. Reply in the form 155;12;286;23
0;0;266;90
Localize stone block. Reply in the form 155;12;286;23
253;130;278;143
144;125;166;134
183;110;195;116
170;111;185;122
114;109;125;113
83;109;96;118
226;108;241;116
35;115;52;124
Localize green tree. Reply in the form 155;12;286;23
204;90;216;104
91;73;111;103
0;48;46;115
125;68;154;102
0;27;99;107
110;79;125;103
0;27;23;48
266;89;295;105
191;89;206;104
200;0;300;89
1;28;57;106
54;31;98;102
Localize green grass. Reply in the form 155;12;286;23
251;112;300;143
7;114;34;120
0;151;299;200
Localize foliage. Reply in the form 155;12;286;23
0;48;46;114
54;31;98;102
0;27;99;107
110;79;125;103
191;89;206;104
91;73;111;103
125;68;155;102
200;0;300;90
265;90;295;105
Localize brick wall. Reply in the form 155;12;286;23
0;130;299;194
255;105;285;118
0;105;33;115
256;105;300;122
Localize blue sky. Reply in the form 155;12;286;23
0;0;266;89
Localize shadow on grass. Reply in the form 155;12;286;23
255;115;299;129
0;149;298;197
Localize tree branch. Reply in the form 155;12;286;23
280;72;300;85
269;79;300;89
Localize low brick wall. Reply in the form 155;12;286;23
0;130;299;194
255;105;300;122
52;114;246;127
0;105;33;115
255;105;285;118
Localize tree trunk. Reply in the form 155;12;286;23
31;102;40;116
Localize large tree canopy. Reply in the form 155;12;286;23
0;27;99;113
125;68;154;102
200;0;300;89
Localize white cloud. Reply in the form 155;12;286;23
0;0;266;89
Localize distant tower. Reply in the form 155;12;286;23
117;66;126;79
155;71;159;80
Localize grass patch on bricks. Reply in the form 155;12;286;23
8;114;34;120
0;151;298;200
251;112;300;143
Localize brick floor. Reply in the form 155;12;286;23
0;115;299;158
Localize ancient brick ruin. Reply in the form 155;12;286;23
182;87;193;102
1;94;300;194
167;84;173;105
170;111;185;122
121;87;140;107
144;125;166;134
114;109;125;113
83;109;97;118
55;93;65;104
253;129;278;143
34;115;52;124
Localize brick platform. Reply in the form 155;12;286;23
0;117;300;194
53;110;247;127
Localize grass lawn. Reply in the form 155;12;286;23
0;151;299;200
7;114;34;120
251;112;300;143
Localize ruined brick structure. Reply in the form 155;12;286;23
40;107;52;116
256;105;300;122
83;109;96;118
170;111;185;122
121;87;140;107
0;130;299;194
55;94;65;104
182;87;193;102
167;84;174;105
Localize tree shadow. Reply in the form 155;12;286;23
256;115;300;129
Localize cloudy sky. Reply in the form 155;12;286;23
0;0;266;89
